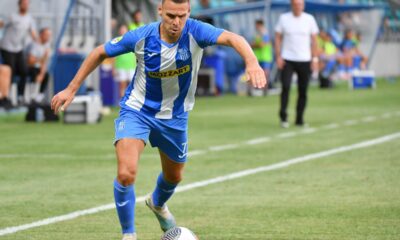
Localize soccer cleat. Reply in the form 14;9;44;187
280;121;290;128
122;233;137;240
145;195;176;232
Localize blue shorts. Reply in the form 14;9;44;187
259;61;272;70
114;109;188;163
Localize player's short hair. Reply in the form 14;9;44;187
162;0;190;4
255;19;264;25
131;9;141;17
39;27;50;35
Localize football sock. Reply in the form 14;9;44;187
32;83;40;100
113;179;135;234
152;173;178;207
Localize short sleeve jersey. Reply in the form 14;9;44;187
275;12;319;62
0;13;36;52
105;18;224;119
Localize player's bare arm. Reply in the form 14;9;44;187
274;32;284;70
216;31;267;89
30;28;38;42
311;33;319;72
51;45;108;113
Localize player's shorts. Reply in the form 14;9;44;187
114;109;189;163
115;69;135;82
259;61;272;70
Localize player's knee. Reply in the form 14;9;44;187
117;168;137;186
164;172;182;184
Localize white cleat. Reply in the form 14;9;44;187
145;195;176;232
122;233;137;240
281;121;290;128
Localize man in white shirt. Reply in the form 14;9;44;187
275;0;319;128
0;0;37;104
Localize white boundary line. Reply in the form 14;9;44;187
1;131;400;237
277;131;297;138
322;123;339;130
344;120;358;126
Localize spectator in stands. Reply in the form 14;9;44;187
0;0;37;105
128;9;144;31
114;25;136;98
0;62;12;110
275;0;319;128
251;19;273;90
27;27;51;103
318;30;341;87
341;29;368;73
191;0;215;24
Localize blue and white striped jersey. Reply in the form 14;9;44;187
105;18;224;119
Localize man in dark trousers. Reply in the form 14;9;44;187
0;0;37;105
275;0;319;128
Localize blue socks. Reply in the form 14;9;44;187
113;179;135;234
113;174;177;233
152;173;178;207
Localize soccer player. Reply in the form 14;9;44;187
251;19;273;90
51;0;266;239
128;9;144;31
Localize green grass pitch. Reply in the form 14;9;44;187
0;79;399;239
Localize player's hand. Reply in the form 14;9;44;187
51;88;76;114
246;64;267;89
277;57;285;70
311;60;319;73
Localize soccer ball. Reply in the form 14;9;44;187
160;227;198;240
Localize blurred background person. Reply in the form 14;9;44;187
340;29;368;77
0;62;12;110
251;19;273;90
317;30;341;88
275;0;319;128
0;0;37;105
113;25;135;98
191;0;215;24
27;27;51;104
128;9;144;31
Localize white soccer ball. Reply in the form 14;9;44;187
160;227;198;240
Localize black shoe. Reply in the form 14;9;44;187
0;98;13;111
295;122;309;128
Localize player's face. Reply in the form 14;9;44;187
159;0;190;40
291;0;304;16
134;12;142;23
40;29;51;43
347;31;354;39
19;0;29;12
255;23;263;33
